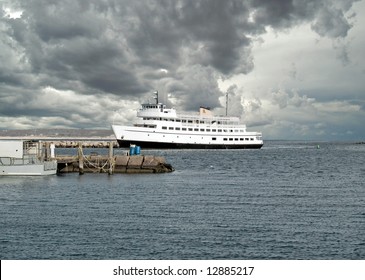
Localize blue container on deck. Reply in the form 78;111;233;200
135;146;141;155
129;145;136;156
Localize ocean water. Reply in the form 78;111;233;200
1;141;364;260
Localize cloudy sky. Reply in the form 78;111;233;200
0;0;364;140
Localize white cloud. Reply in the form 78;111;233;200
3;8;23;19
314;100;361;113
218;1;365;140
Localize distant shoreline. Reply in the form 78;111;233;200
0;128;113;138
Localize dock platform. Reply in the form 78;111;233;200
56;154;174;174
55;141;174;174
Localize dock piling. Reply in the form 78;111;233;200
45;142;50;161
78;142;84;175
108;141;114;175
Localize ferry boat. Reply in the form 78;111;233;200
0;140;57;176
112;92;263;149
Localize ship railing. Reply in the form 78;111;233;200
139;112;240;123
0;155;41;166
176;113;240;122
147;117;242;126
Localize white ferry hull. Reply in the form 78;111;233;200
117;139;263;149
0;161;57;176
112;125;263;149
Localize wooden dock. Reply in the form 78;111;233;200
54;141;174;174
56;154;174;174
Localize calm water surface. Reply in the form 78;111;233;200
1;141;364;259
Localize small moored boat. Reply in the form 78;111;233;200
0;140;57;176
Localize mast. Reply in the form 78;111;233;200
226;91;228;116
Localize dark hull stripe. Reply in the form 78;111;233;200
117;140;263;149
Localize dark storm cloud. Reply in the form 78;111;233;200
165;65;223;111
0;0;359;128
3;1;149;95
29;3;105;42
176;0;252;74
311;4;353;37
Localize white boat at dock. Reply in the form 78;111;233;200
0;140;57;176
112;92;263;149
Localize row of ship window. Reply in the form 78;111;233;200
161;126;245;133
143;117;236;125
158;135;256;141
215;137;255;141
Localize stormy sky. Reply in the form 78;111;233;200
0;0;364;140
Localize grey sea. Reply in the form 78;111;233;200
1;141;364;260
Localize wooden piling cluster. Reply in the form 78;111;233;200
55;142;174;174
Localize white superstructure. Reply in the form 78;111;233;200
112;92;263;149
